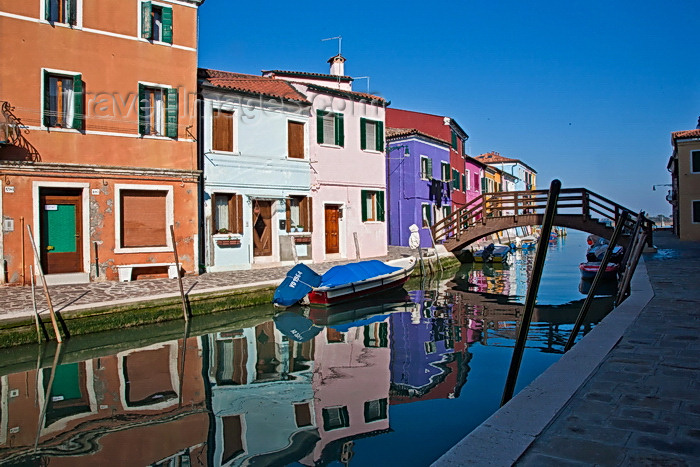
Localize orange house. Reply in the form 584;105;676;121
0;0;204;285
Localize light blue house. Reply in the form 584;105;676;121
198;69;313;271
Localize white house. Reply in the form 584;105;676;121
198;69;312;271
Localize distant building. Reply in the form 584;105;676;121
386;109;482;209
475;152;537;191
668;124;700;240
385;128;451;247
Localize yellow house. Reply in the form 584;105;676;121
668;126;700;240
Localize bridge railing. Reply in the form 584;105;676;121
432;188;653;246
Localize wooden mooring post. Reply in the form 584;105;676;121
26;225;63;343
170;225;189;322
501;179;561;406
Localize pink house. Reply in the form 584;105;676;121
263;56;388;261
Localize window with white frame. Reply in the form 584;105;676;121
691;151;700;174
441;162;451;182
212;193;243;234
693;200;700;224
43;71;83;129
141;1;173;44
361;190;385;222
322;406;350;431
421;203;432;228
45;0;77;25
464;170;471;191
420;156;432;179
364;398;388;423
360;118;384;151
119;189;169;248
138;84;178;137
316;110;344;146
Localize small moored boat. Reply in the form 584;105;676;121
579;261;619;280
273;256;417;308
473;243;510;263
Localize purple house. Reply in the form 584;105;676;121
386;128;451;248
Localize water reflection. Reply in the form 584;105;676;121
0;234;616;466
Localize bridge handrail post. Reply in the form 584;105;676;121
582;190;590;220
481;195;487;225
565;210;630;352
501;179;561;406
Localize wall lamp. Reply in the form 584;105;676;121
386;144;410;159
652;184;671;191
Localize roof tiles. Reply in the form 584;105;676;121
199;68;309;103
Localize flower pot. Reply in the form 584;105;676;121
216;239;241;247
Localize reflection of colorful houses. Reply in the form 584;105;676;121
386;128;451;248
201;322;317;466
390;292;470;403
0;338;207;465
300;320;391;465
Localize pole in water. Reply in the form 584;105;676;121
26;225;63;343
170;225;189;322
565;211;629;352
501;179;561;406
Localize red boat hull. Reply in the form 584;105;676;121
307;275;411;306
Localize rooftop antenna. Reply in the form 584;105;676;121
321;36;342;56
354;76;370;93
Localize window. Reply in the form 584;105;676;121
421;203;432;227
285;196;312;232
294;403;313;428
424;341;436;354
43;71;83;129
420;156;432;180
692;151;700;174
442;205;452;219
288;120;305;159
473;173;480;192
693;200;700;224
120;190;167;248
462;138;467;156
441;162;451;182
212;193;243;234
451;130;457;150
364;399;388;423
212;109;234;152
141;1;172;44
139;84;177;137
462;172;467;192
360;118;384;152
452;169;460;190
361;190;385;222
316;110;344;146
322;406;350;431
45;0;77;25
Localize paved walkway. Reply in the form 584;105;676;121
0;246;414;321
434;230;700;466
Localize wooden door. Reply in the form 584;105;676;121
324;205;340;254
252;200;272;257
39;190;83;274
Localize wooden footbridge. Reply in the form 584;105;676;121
431;187;654;252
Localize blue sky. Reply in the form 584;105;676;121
198;0;700;216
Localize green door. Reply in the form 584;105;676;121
40;190;83;274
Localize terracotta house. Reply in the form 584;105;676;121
0;0;204;285
668;125;700;240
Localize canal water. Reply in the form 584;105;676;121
0;229;616;466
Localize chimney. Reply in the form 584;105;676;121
328;54;346;76
696;116;700;130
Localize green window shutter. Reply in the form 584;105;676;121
44;0;51;20
376;121;384;152
141;1;152;39
360;118;367;150
43;70;51;127
138;83;146;135
452;169;459;189
316;110;326;144
161;6;173;44
451;131;457;150
462;174;466;191
335;113;344;147
361;190;368;221
377;191;385;221
166;87;178;138
427;158;433;178
67;0;77;25
72;74;83;130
